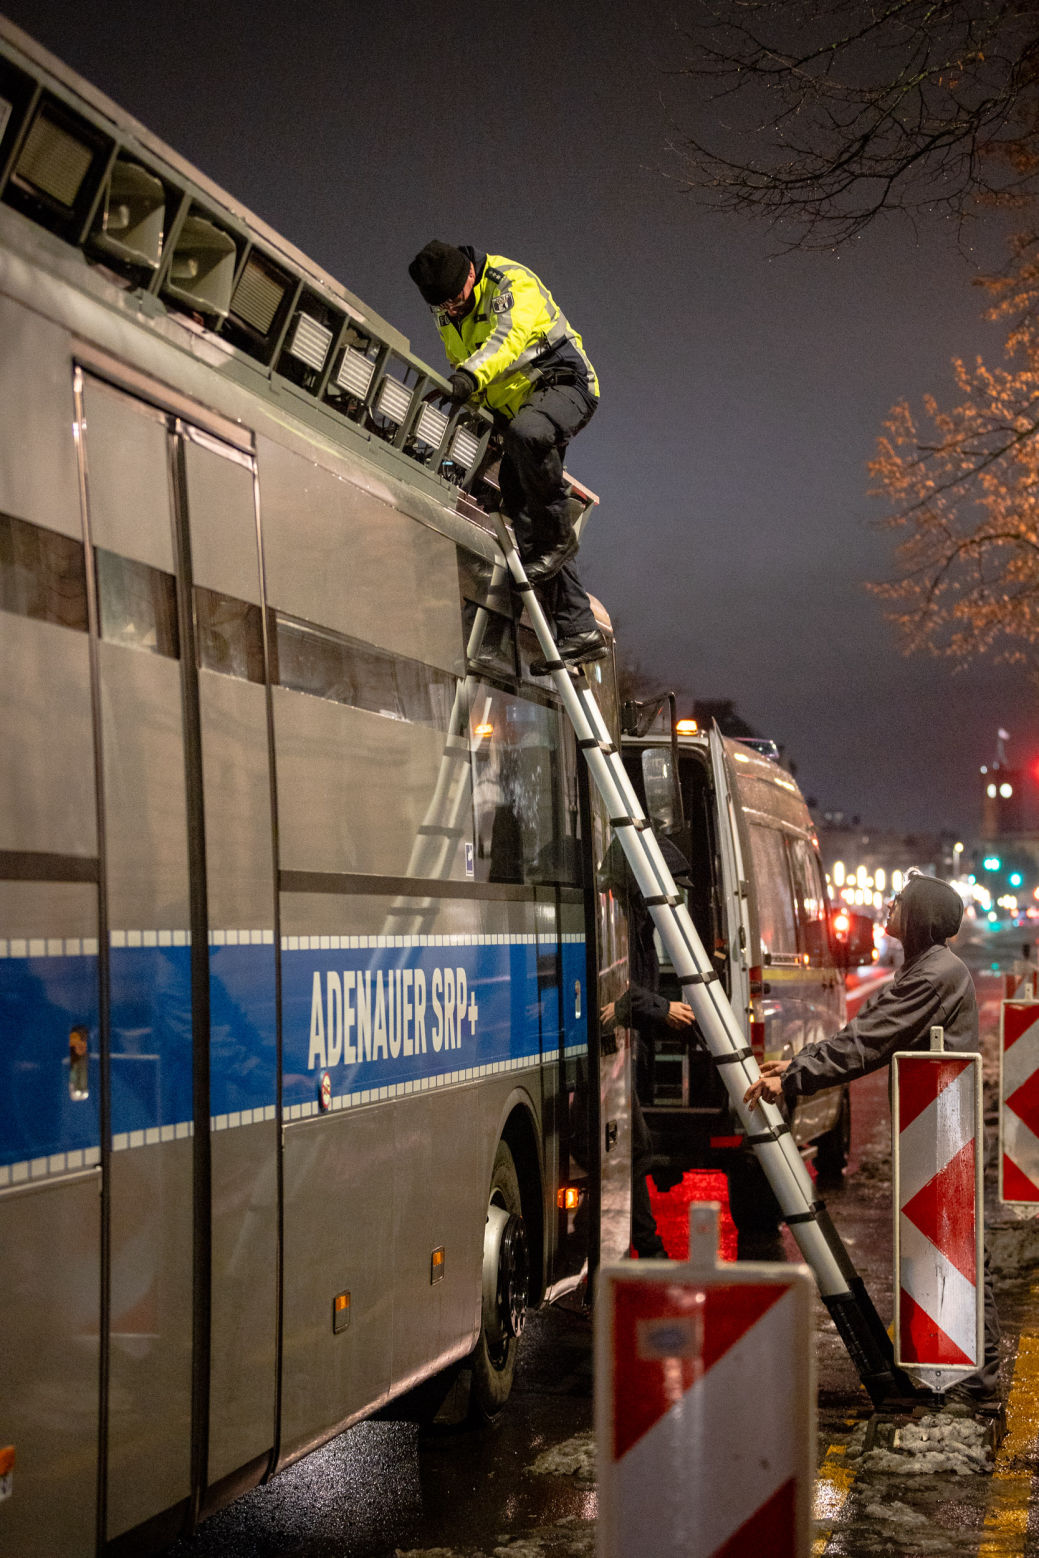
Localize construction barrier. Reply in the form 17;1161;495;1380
1004;969;1038;1001
893;1027;983;1390
1000;999;1039;1204
596;1204;814;1558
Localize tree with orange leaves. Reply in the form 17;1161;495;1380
871;231;1039;673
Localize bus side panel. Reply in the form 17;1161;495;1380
0;617;98;858
0;297;102;1557
257;435;463;675
185;434;279;1488
0;295;81;539
272;691;469;879
0;885;100;1558
198;673;278;1487
388;1090;481;1390
280;1108;396;1459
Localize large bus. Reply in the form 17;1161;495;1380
0;20;630;1556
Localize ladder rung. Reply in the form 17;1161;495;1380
785;1203;825;1226
416;824;463;837
714;1047;753;1065
679;970;718;987
745;1124;792;1145
644;892;683;907
578;736;616;754
609;815;649;831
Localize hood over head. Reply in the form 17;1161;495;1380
599;834;693;904
898;873;964;960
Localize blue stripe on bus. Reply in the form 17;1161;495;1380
109;945;193;1137
209;942;277;1118
281;939;588;1110
2;935;586;1163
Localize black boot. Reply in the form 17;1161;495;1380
524;530;578;585
530;629;607;676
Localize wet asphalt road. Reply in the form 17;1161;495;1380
169;930;1039;1558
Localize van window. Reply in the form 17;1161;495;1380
790;836;830;965
642;749;677;832
748;824;798;964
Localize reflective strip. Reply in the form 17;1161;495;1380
0;937;99;957
0;1146;101;1188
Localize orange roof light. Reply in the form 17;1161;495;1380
675;719;698;735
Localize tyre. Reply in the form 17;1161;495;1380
813;1088;851;1186
469;1138;530;1422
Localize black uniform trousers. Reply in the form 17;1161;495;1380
499;381;598;640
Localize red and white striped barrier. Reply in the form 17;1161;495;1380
596;1204;813;1558
893;1028;983;1390
1004;969;1038;1001
1000;999;1039;1204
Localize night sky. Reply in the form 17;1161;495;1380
6;1;1036;835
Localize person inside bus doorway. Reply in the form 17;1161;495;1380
408;240;606;673
743;871;1002;1411
599;835;695;1259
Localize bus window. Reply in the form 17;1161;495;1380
273;614;457;729
469;682;575;884
95;548;179;658
0;511;87;631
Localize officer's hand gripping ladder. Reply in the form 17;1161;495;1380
491;511;914;1407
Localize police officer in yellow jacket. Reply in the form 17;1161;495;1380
408;240;606;670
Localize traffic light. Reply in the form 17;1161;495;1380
983;856;1002;871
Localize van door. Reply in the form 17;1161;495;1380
706;730;753;1025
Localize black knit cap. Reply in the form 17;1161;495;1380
408;240;470;305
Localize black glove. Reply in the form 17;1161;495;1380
447;369;477;404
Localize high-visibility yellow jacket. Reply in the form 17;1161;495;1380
435;248;599;420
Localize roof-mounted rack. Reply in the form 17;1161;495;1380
0;18;598;540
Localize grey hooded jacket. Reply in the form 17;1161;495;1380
781;876;977;1107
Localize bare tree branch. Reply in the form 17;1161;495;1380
675;1;1039;245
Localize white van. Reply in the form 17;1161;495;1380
620;705;872;1247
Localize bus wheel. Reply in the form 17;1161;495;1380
814;1088;851;1186
470;1139;529;1422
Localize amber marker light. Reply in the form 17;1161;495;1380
474;722;494;738
430;1246;445;1284
557;1186;581;1211
675;719;698;734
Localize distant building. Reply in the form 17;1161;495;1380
811;810;960;913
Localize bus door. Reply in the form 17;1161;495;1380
75;372;279;1546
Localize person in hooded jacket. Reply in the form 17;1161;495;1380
744;871;1001;1406
408;239;605;674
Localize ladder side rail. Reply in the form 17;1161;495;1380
571;678;833;1215
491;514;909;1403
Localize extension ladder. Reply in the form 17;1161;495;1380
491;510;912;1407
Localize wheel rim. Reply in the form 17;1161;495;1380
481;1199;529;1367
